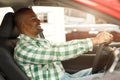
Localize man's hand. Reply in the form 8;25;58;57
92;31;113;46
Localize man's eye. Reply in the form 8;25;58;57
31;17;36;20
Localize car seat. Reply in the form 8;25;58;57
0;12;30;80
0;73;5;80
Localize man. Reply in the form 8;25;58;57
14;8;113;80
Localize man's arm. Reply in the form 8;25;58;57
15;38;93;64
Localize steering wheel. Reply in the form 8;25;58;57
92;44;114;74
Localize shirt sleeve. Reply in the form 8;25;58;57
14;38;93;64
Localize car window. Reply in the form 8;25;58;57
32;6;65;43
0;7;14;25
32;6;120;43
64;8;120;42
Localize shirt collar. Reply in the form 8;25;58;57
19;34;50;48
19;34;39;42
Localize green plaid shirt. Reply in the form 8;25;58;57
14;34;93;80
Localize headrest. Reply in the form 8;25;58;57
0;12;19;39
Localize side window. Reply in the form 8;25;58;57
33;6;120;43
32;6;65;42
0;7;14;25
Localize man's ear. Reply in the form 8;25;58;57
18;22;24;32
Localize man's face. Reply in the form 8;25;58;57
21;10;42;36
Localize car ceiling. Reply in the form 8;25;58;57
0;0;120;25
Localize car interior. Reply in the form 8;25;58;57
0;0;119;80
